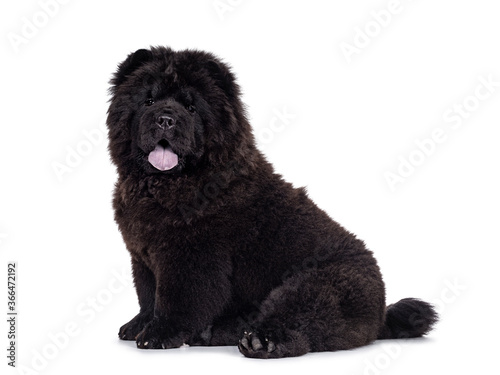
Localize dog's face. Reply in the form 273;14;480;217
107;47;249;177
126;70;208;175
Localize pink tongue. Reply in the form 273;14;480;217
148;143;179;171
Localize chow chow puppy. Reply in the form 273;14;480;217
106;46;437;358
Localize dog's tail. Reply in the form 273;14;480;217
377;298;438;340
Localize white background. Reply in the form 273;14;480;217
1;0;499;374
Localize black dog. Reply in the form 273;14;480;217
106;47;437;358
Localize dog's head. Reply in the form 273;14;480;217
107;47;255;177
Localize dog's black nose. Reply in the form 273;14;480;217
156;115;176;129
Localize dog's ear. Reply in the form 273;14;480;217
110;49;153;92
205;59;238;98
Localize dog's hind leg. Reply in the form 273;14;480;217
238;263;386;359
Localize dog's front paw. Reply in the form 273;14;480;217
135;317;184;349
119;311;152;340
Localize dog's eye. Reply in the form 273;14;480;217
187;105;196;113
144;98;155;106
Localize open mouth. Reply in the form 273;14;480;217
147;139;179;171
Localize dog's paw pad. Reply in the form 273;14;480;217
238;331;277;358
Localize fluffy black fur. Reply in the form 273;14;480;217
106;46;437;359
